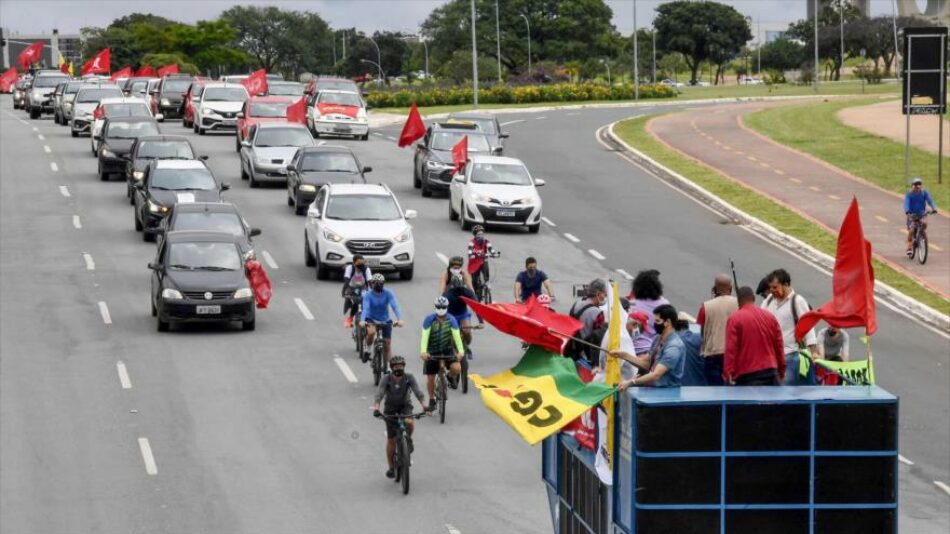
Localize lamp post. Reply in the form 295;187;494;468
359;59;384;87
633;0;639;100
757;16;762;75
652;28;657;85
603;58;612;86
495;0;502;83
366;36;382;86
421;38;429;81
814;0;820;92
839;0;845;81
471;0;479;106
520;13;531;76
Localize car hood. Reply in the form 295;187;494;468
165;269;246;293
316;103;360;118
252;146;301;161
150;189;222;206
74;102;98;115
467;183;538;202
427;149;453;165
201;101;243;113
318;219;410;240
103;139;135;154
247;117;288;127
299;170;362;186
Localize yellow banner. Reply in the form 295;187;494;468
604;281;622;467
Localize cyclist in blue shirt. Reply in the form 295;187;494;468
360;274;404;367
904;177;938;257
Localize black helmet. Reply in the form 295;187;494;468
449;255;464;267
389;355;406;367
472;225;484;236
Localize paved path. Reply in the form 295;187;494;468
648;102;950;299
838;99;950;155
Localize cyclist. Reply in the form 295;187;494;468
514;256;555;303
373;355;429;479
421;297;465;408
361;274;404;367
443;273;479;345
438;255;474;294
342;254;371;328
467;225;497;297
904;177;938;257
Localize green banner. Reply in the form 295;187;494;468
814;359;875;386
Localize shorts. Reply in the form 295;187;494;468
907;214;928;230
451;311;471;323
383;405;412;438
424;353;458;375
368;322;393;339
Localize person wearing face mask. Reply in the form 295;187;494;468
610;304;685;389
438;255;475;294
467;225;499;299
361;274;405;367
373;355;430;479
514;256;555;304
420;297;465;408
342;254;372;328
443;274;479;346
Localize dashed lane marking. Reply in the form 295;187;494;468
746;156;757;162
774;169;786;175
446;525;462;534
875;215;889;223
294;298;315;321
50;162;58;172
828;195;841;200
898;455;914;466
588;249;606;261
43;145;51;153
37;134;45;140
373;132;384;137
32;126;38;132
72;215;82;229
116;361;132;389
59;186;71;197
386;135;397;141
563;233;580;243
261;250;279;269
808;186;821;192
789;178;802;184
759;162;771;168
435;252;449;265
541;216;556;227
535;116;547;120
138;438;158;475
500;119;525;126
735;150;744;155
935;481;950;497
722;146;732;150
334;356;359;383
932;243;944;252
98;301;112;325
616;268;633;280
83;253;95;270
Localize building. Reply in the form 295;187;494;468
896;0;950;27
1;29;82;70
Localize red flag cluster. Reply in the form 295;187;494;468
135;65;157;77
157;64;179;77
18;41;44;69
286;97;307;125
462;295;583;354
81;48;110;75
110;66;133;81
241;68;268;96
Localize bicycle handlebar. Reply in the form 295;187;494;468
374;412;428;420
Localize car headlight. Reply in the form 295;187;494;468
64;102;72;109
233;287;253;299
148;200;169;214
394;228;412;243
161;288;183;300
133;171;144;180
298;184;317;192
161;98;170;106
83;111;93;118
322;229;343;242
426;160;451;170
204;108;221;118
101;148;117;158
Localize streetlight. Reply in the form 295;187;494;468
839;0;845;80
633;0;639;100
359;59;384;87
471;0;479;106
652;27;657;85
400;34;429;82
495;0;502;83
813;0;819;93
366;36;382;86
520;13;531;76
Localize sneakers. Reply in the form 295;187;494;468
344;316;353;328
448;374;459;390
385;468;395;479
906;248;914;258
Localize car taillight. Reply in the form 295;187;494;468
93;106;104;119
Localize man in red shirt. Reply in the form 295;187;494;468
724;286;786;385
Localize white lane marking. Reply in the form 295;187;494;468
541;216;556;227
935;481;950;497
50;162;58;172
32;126;38;132
261;250;279;269
898;455;914;466
334;356;359;383
59;185;70;197
116;361;132;389
386;135;397;141
37;134;45;140
563;233;580;243
500;119;525;126
616;268;634;280
294;298;315;320
588;249;606;261
72;215;82;229
98;301;112;325
446;525;462;534
138;438;158;475
82;253;95;270
535;116;547;120
435;252;449;265
43;145;51;153
373;132;384;137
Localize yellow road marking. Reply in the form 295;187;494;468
747;156;757;162
759;162;771;168
790;178;802;184
722;145;732;150
828;195;841;200
932;244;944;251
735;150;744;155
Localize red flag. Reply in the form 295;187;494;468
110;66;132;81
241;69;268;96
157;64;179;77
134;65;157;77
0;68;19;93
561;362;597;451
462;295;583;354
398;102;426;147
451;135;468;176
59;58;70;74
81;48;110;75
286;97;307;125
18;41;44;69
245;260;272;309
795;197;877;341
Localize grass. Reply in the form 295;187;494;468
744;98;949;209
613;114;950;315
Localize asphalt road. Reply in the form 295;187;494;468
1;99;947;533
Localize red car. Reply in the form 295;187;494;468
235;95;295;151
181;80;208;129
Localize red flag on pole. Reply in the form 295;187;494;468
286;97;307;125
0;68;18;93
795;197;877;341
451;135;468;176
462;295;583;354
398;102;426;147
110;66;132;81
17;41;44;69
157;64;179;77
242;69;268;96
245;260;272;309
134;65;157;77
81;48;110;75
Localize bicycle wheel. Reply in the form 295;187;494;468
373;344;383;386
484;285;492;304
354;325;364;358
917;233;929;264
461;355;469;394
393;435;403;483
438;373;447;424
399;435;410;495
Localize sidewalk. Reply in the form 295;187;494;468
647;102;949;298
838;99;950;155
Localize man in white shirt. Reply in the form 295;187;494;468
761;269;817;385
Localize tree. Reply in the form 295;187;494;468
220;6;334;77
759;38;806;71
654;0;752;84
786;0;862;80
437;50;497;84
845;16;935;76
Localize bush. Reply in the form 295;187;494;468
365;82;676;109
853;65;883;84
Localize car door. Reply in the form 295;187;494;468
307;187;328;251
151;239;167;303
241;125;257;173
237;100;249;141
287;149;302;191
450;161;468;213
134;164;151;219
414;127;432;178
126;139;139;180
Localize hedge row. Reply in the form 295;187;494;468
366;82;677;108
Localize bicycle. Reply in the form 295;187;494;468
909;210;937;265
365;320;400;386
346;288;365;359
429;354;458;424
471;250;501;304
458;324;483;395
374;411;427;495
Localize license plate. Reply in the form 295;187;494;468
333;126;349;133
497;210;516;217
196;305;221;314
366;257;381;266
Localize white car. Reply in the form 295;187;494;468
194;83;248;135
69;85;126;138
306;89;369;140
304;183;416;280
90;97;156;154
449;155;545;233
742;77;764;85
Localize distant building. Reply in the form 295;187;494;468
896;0;950;27
1;29;82;70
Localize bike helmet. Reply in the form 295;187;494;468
472;225;485;236
537;294;552;306
371;273;385;283
434;296;449;308
389;355;406;367
449;274;464;288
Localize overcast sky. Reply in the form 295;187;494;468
0;0;908;36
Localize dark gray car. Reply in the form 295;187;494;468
285;146;370;214
446;113;508;154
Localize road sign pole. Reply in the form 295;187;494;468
906;35;912;186
939;34;945;184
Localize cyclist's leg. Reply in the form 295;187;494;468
458;314;472;346
423;357;438;406
380;323;393;363
386;436;395;469
365;324;377;347
448;359;461;379
906;217;915;253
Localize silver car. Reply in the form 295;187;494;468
240;123;315;188
70;85;126;137
26;72;69;119
58;81;103;126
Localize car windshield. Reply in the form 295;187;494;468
129;81;148;93
104;103;151;117
173;213;244;236
33;76;67;88
317;80;358;92
255;128;313;147
431;132;490;152
190;84;204;96
471;162;532;186
76;88;123;103
150;168;217;190
65;83;87;95
106;121;160;139
268;83;304;96
167;242;241;271
250;102;289;117
325;194;401;221
161;80;192;94
203;87;247;102
318;92;362;107
301;152;359;173
462;118;496;134
137;141;194;159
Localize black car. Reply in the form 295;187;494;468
153;75;194;119
125;135;205;202
96;116;161;181
285;146;370;215
155;202;260;257
133;159;229;241
412;122;496;197
149;231;255;332
445;113;508;154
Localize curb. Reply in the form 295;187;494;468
604;121;950;334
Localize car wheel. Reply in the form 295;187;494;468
242;318;256;331
29;108;39;119
400;266;414;281
235;136;241;152
134;209;143;232
193;121;198;133
157;318;170;332
421;176;432;198
240;162;249;181
143;226;154;242
314;245;330;280
449;201;459;221
528;223;541;234
361;133;369;141
304;234;316;267
98;164;108;182
413;166;421;189
151;298;157;317
294;194;307;216
249;171;259;188
198;126;206;136
71;129;78;138
128;186;135;205
460;203;472;231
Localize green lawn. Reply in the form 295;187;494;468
744;98;949;209
613;115;949;315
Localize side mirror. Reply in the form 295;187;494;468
404;209;418;220
416;143;424;149
499;133;509;139
147;262;160;270
236;112;245;118
492;146;503;155
220;182;231;191
144;227;164;236
199;155;209;161
534;178;546;187
249;227;262;237
362;166;372;173
453;174;465;183
93;134;102;141
133;181;145;189
286;164;296;172
308;209;321;218
365;104;373;110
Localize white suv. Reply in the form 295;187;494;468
304;183;416;280
193;83;248;135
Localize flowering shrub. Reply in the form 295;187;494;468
366;83;676;108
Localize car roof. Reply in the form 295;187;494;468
318;89;359;96
297;145;353;154
135;134;191;143
327;183;389;195
164;230;242;244
154;160;207;170
447;113;496;121
468;155;524;166
171;202;238;215
256;122;308;130
431;122;482;132
100;97;150;105
105;116;157;124
249;95;295;103
202;83;247;90
269;80;300;85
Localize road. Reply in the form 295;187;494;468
1;99;947;533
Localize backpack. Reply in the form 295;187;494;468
565;302;608;363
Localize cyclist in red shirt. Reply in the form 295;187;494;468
467;225;497;299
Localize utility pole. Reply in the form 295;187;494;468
814;0;820;92
471;0;479;106
495;0;502;83
332;34;337;65
652;28;656;85
891;0;900;77
342;31;347;60
520;14;531;76
839;0;845;81
633;0;639;100
757;16;762;75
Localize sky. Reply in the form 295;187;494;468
0;0;913;36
